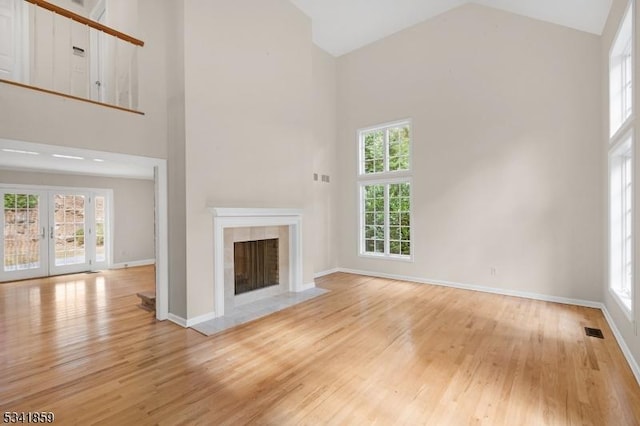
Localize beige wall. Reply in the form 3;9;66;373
601;0;640;379
336;4;603;301
312;46;338;274
0;169;155;264
182;0;314;319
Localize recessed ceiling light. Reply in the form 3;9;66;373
93;158;105;162
52;154;84;160
2;148;39;155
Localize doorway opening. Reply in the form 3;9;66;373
1;187;112;281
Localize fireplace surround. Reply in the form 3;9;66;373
209;207;304;317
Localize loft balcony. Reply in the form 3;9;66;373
0;0;144;114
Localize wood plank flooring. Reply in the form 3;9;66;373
1;267;640;425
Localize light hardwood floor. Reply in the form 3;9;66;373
1;266;640;425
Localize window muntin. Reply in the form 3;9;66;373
360;121;411;175
389;182;411;256
363;183;385;254
610;2;633;138
609;136;633;314
361;181;411;258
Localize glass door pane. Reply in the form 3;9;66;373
49;193;91;275
95;195;106;263
0;191;48;282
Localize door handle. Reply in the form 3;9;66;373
50;226;54;239
40;227;45;239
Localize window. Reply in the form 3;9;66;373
609;136;633;313
358;120;412;259
610;2;633;137
609;1;635;317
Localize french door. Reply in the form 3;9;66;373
1;188;109;282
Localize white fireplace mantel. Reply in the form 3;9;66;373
208;207;305;318
210;207;304;218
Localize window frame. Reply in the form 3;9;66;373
610;0;634;140
609;134;635;320
358;119;413;177
357;119;413;261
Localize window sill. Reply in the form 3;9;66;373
359;253;414;263
609;288;633;322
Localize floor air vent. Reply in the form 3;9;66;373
585;327;604;339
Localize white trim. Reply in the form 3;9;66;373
298;281;316;291
167;313;187;328
358;118;413;179
358;118;413;135
314;268;340;278
338;268;602;308
609;0;635;139
110;258;155;269
186;311;217;327
210;207;303;218
209;207;304;318
168;311;218;328
609;287;634;322
154;162;169;321
608;133;635;320
359;179;414;261
601;305;640;385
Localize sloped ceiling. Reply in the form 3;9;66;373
290;0;613;56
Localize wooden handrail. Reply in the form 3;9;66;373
0;78;145;115
25;0;144;47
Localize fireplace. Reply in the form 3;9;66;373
209;207;308;318
234;238;279;295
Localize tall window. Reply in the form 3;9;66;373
609;1;634;317
610;137;633;313
610;2;633;138
358;120;412;259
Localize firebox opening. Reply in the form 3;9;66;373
234;238;279;295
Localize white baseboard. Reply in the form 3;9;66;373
110;258;156;270
297;281;316;291
600;305;640;386
186;312;217;327
168;311;217;328
168;313;187;327
338;268;601;308
314;268;340;278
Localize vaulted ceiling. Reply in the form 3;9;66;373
289;0;613;56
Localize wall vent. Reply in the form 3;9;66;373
585;327;604;339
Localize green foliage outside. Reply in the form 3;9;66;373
4;194;38;209
363;182;411;256
75;224;104;246
363;125;410;174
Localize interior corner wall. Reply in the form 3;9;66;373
601;0;640;378
165;0;187;319
182;0;314;319
0;169;155;263
312;45;338;274
336;3;603;301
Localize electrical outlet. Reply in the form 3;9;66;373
490;267;497;276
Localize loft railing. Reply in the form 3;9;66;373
0;0;144;114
